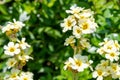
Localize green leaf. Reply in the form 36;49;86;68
48;43;54;52
44;27;62;38
0;61;6;70
106;33;120;41
53;75;66;80
43;0;56;7
104;9;112;18
25;46;33;55
91;37;100;46
23;3;35;13
0;5;8;15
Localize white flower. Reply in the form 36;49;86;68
105;51;120;62
17;38;30;49
4;42;20;56
103;40;117;53
20;74;32;80
64;54;90;72
97;47;105;55
13;19;25;30
75;9;94;20
8;68;20;80
81;9;94;18
64;57;73;70
2;23;13;33
18;54;33;62
71;54;89;72
66;4;84;15
61;16;76;32
93;67;105;80
19;11;30;22
64;36;75;46
88;46;97;53
110;63;120;73
79;37;91;49
99;38;109;46
80;20;97;34
100;60;109;68
73;26;82;38
2;19;25;33
110;63;120;79
6;58;17;69
104;66;112;77
20;72;33;80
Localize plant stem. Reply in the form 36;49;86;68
72;71;78;80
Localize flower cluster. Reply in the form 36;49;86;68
93;38;120;80
2;19;25;36
93;60;120;80
61;4;98;37
2;19;33;80
97;38;120;62
4;38;32;69
61;4;98;73
4;68;33;80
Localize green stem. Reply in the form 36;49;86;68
72;71;78;80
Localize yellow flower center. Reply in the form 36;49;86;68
23;77;28;80
82;23;89;30
9;47;15;52
102;63;108;67
67;20;72;27
68;38;74;43
11;74;17;78
75;60;82;66
110;53;115;57
112;66;117;71
80;16;85;19
107;70;111;73
76;29;81;33
97;70;102;76
107;46;112;50
10;61;14;65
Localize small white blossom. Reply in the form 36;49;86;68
64;57;74;70
80;20;97;34
66;4;84;15
79;37;91;49
73;26;82;38
93;67;105;80
17;38;30;49
88;46;97;53
4;68;20;80
13;19;25;30
64;36;75;46
105;51;120;62
71;54;89;72
20;72;33;80
6;58;17;69
18;54;33;62
64;54;90;72
2;19;25;33
61;16;76;32
19;12;30;22
4;42;20;56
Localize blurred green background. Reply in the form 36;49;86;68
0;0;120;80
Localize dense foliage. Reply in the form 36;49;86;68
0;0;120;80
